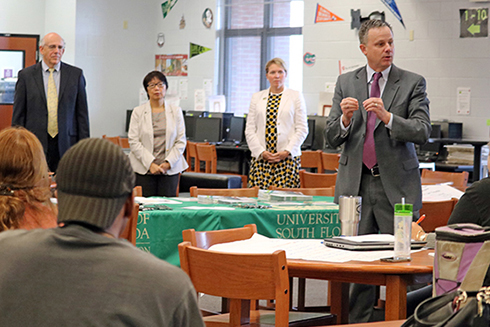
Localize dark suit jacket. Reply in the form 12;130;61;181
325;65;431;211
12;61;90;158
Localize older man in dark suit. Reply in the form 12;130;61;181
12;32;89;172
325;20;431;322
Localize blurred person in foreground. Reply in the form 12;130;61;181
0;127;57;231
245;57;308;189
0;138;204;327
128;71;188;197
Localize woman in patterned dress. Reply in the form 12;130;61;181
245;58;308;189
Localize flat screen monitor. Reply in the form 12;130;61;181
209;112;234;141
302;119;315;149
184;115;197;140
194;117;222;143
308;115;328;150
125;110;133;132
226;116;246;143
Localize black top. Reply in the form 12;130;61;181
448;177;490;227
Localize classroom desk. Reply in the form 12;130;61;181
428;138;488;181
136;197;340;265
287;250;433;324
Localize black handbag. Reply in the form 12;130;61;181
401;287;490;327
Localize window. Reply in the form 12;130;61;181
217;0;304;116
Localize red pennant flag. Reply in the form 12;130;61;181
315;4;344;23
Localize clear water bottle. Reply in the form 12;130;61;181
394;199;413;260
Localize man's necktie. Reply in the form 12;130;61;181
362;72;381;169
47;68;58;138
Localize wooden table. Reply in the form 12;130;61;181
287;250;433;324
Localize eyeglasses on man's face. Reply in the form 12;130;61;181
46;44;65;51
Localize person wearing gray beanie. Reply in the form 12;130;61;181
0;138;204;327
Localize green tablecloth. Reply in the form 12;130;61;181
136;196;340;265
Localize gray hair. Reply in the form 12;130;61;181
358;20;392;44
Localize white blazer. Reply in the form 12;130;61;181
245;87;308;158
128;101;189;175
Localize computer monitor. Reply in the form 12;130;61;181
226;116;246;143
125;110;133;132
194;117;222;143
209;112;234;141
308;115;328;150
302;119;315;149
184;115;197;140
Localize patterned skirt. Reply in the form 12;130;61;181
248;156;301;190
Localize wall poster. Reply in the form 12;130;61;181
155;54;188;76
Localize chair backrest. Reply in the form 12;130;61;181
182;224;258;250
421;169;469;191
300;150;323;173
102;135;122;147
189;186;259;198
133;186;142;197
299;170;337;188
179;242;289;326
269;186;335;197
120;137;130;149
195;143;217;174
419;198;459;232
321;152;341;172
186;141;200;172
119;202;139;245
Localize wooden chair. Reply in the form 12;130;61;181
419;198;459;232
119;202;139;246
300;150;323;173
102;135;122;147
299;170;337;188
195;143;218;174
186;141;203;172
321;153;340;173
183;224;258;314
133;186;143;197
179;242;290;326
179;242;335;327
269;186;335;197
421;169;469;192
190;186;259;198
194;143;248;187
120;137;130;149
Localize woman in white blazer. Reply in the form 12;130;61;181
245;58;308;189
128;71;188;196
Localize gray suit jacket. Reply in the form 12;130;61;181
325;65;431;211
12;61;90;158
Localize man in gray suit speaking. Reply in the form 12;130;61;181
12;32;89;172
325;19;431;322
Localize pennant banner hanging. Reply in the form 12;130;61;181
190;43;212;59
380;0;405;28
315;4;343;23
161;0;178;19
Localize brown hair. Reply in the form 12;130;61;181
358;19;393;45
0;127;52;231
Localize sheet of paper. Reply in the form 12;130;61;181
179;79;188;100
183;206;235;210
135;197;181;204
208;234;423;263
171;197;197;202
422;184;464;201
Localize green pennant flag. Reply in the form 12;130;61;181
190;43;211;58
161;0;178;19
